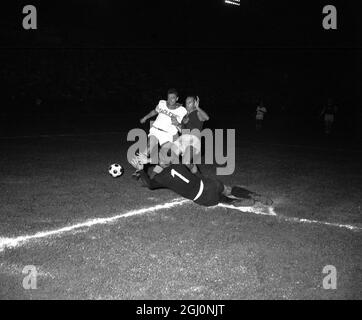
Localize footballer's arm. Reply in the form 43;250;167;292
171;115;182;133
140;109;158;124
197;108;209;122
195;97;209;121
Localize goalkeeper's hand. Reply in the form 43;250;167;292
136;152;149;164
130;158;143;171
130;152;149;171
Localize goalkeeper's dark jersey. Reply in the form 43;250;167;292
140;164;224;206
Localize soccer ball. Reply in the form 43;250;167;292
108;163;124;178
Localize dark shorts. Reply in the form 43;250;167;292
194;178;224;207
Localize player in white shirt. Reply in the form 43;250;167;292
138;88;187;165
255;100;267;131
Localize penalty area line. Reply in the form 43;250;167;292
218;203;277;216
217;203;362;231
278;215;362;231
1;199;360;253
0;198;188;253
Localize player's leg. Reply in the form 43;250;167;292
148;134;161;164
324;118;329;134
152;129;176;164
194;178;254;207
189;143;202;175
140;129;159;158
147;127;169;163
324;115;333;135
230;185;273;206
131;150;149;179
256;119;262;131
159;141;180;167
328;115;334;134
145;141;183;180
132;132;161;179
219;184;255;206
182;146;200;174
176;134;202;174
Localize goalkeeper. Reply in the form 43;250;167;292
131;150;272;207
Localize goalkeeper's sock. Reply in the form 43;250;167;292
219;195;255;207
230;186;253;199
231;186;273;206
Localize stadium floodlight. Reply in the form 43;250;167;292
225;0;240;6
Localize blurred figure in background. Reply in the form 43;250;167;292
320;98;338;135
255;99;267;131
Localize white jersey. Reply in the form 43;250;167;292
256;106;267;120
152;100;187;136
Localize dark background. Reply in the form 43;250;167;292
0;0;361;139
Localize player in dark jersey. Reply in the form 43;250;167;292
182;95;209;131
130;152;272;207
173;95;209;174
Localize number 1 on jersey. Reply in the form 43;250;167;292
171;169;189;183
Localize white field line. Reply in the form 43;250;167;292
218;203;277;216
217;203;362;231
0;198;188;252
276;215;362;231
1;199;360;253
